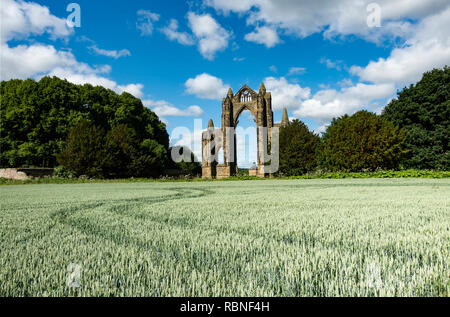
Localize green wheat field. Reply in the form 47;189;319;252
0;179;449;297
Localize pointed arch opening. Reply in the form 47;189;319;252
235;109;257;172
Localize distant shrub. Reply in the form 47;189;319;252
319;111;409;172
278;119;320;176
53;166;74;179
57;120;106;178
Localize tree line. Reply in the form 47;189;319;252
278;66;449;175
1;67;448;178
0;76;199;178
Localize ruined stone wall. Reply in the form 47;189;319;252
202;84;288;179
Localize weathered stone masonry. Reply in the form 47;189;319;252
202;84;289;179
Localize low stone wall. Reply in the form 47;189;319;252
0;168;54;180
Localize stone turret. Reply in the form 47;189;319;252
202;118;217;179
259;82;266;95
281;108;289;127
227;88;233;98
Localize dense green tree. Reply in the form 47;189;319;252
131;139;168;178
0;76;169;173
103;124;139;178
278;119;320;176
100;125;167;178
382;66;450;170
56;120;106;178
319;111;408;172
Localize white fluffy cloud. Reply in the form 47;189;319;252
1;40;144;98
48;66;145;98
295;83;396;121
89;45;131;59
117;84;144;98
300;5;450;123
206;0;449;43
185;73;229;99
136;10;160;36
297;7;449;124
143;99;203;117
244;26;281;48
0;0;73;42
1;43;76;79
263;77;311;110
351;7;450;87
160;19;195;45
160;13;231;59
187;12;231;60
1;0;144;98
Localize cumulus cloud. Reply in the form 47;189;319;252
159;13;230;59
48;66;145;98
1;43;76;79
187;12;231;60
350;7;450;87
136;10;160;36
244;26;281;48
295;83;396;122
263;77;311;110
206;0;449;44
0;0;73;43
89;45;131;59
197;1;450;135
185;73;229;99
302;5;450;123
296;6;450;124
117;84;145;98
143;99;203;117
160;19;195;45
1;40;145;98
204;0;254;14
1;0;145;98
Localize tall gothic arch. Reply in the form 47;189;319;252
202;83;289;179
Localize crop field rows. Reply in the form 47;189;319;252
0;179;448;296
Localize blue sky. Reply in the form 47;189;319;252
1;0;450;166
